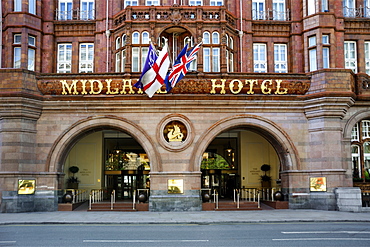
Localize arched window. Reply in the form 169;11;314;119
115;37;121;50
132;32;140;44
142;32;150;44
203;32;210;44
122;34;127;47
351;120;370;182
212;32;219;44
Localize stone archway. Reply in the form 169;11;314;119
46;115;161;175
190;114;300;183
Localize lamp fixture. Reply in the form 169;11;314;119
225;131;233;156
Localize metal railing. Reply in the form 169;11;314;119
252;8;290;21
343;6;370;18
89;189;104;210
64;189;88;203
234;188;261;209
55;8;95;21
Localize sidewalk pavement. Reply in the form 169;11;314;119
1;205;370;225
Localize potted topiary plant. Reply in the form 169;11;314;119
67;166;79;189
260;164;271;188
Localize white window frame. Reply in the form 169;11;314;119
14;0;22;11
362;120;370;139
131;47;149;72
252;0;266;20
80;0;95;20
322;0;329;12
343;0;355;17
203;32;210;44
365;0;370;17
79;43;94;73
344;41;357;73
142;32;150;44
210;0;223;6
29;0;36;14
274;44;287;73
308;36;317;72
145;0;160;6
115;52;121;72
121;49;126;72
351;123;359;141
58;0;73;20
254;43;267;73
57;43;72;73
352;145;361;178
189;0;202;5
307;0;316;15
14;47;21;68
365;41;370;75
212;48;220;72
273;0;286;20
28;48;35;71
322;35;330;69
124;0;138;8
212;32;219;44
132;32;140;44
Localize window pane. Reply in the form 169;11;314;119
203;32;210;44
28;48;35;71
309;49;317;71
14;47;21;68
132;47;140;72
203;48;210;72
212;48;220;72
29;0;36;14
14;0;22;11
323;47;330;69
28;36;36;46
14;34;22;44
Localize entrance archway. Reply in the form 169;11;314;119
46;115;161;190
190;114;300;192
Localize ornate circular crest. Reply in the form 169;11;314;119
157;114;194;152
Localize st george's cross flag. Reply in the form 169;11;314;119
165;42;202;92
134;41;170;98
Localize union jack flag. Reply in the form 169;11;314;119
165;42;202;92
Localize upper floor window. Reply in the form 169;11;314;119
57;43;72;73
203;31;220;72
142;32;150;44
322;0;329;12
212;32;219;44
132;32;140;44
29;0;36;14
210;0;223;6
81;0;95;20
58;0;73;20
79;43;94;73
146;0;159;5
322;35;330;69
365;41;370;75
274;44;287;73
252;0;265;20
189;0;202;5
27;35;36;71
344;41;357;73
226;35;234;73
307;0;316;15
13;34;22;68
343;0;356;17
124;0;138;8
273;0;286;20
253;43;267;73
308;36;317;71
14;0;22;12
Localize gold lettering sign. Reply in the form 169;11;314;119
18;179;36;194
310;177;327;192
38;78;310;96
168;179;184;194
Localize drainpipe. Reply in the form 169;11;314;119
239;0;243;72
105;0;110;72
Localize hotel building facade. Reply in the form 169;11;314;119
1;0;370;212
